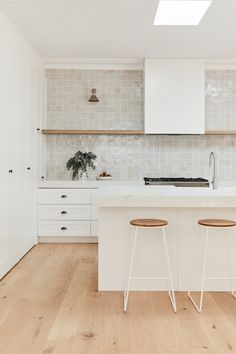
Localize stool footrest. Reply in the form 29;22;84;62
132;276;171;280
205;277;236;280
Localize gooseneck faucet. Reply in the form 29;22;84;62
209;152;218;189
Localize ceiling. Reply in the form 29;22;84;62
0;0;236;59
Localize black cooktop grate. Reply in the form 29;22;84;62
144;177;208;182
144;177;210;187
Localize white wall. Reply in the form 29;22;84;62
0;11;44;278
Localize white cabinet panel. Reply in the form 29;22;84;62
0;43;7;278
38;221;90;237
91;189;98;204
18;64;38;248
38;205;91;221
5;47;21;261
38;189;91;205
145;59;205;134
0;12;43;279
91;205;99;220
91;221;99;237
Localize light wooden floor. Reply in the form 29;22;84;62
0;244;236;354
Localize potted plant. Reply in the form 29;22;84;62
66;151;97;180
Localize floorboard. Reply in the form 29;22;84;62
0;244;236;354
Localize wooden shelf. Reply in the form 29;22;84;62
205;130;236;135
41;129;236;136
41;129;145;135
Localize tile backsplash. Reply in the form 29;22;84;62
45;68;236;182
47;69;143;130
206;69;236;131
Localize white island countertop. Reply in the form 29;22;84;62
95;185;236;208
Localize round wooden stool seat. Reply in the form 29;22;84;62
130;219;168;227
198;219;236;228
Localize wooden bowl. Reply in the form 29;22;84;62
96;176;113;181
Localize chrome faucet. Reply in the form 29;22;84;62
209;152;218;189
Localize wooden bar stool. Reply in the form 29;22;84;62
124;219;177;313
188;218;236;313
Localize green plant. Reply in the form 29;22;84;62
66;151;97;180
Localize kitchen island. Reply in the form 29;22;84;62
95;185;236;291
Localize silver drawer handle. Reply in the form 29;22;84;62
61;195;68;198
61;227;67;231
61;211;67;215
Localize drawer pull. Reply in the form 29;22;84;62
61;227;67;231
61;195;68;198
61;211;67;214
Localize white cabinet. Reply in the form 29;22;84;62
38;189;90;204
91;221;99;237
145;59;205;134
0;12;43;279
38;188;99;238
38;221;91;237
91;205;99;220
38;205;91;221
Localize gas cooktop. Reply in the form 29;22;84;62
144;177;210;187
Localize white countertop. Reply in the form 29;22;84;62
38;179;236;208
38;180;143;189
95;185;236;208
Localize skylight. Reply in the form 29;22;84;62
154;0;212;26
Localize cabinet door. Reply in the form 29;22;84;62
24;68;39;247
18;65;30;249
145;59;205;134
38;221;91;237
0;13;42;279
0;39;8;279
38;189;91;205
18;65;38;250
0;30;20;279
38;205;91;221
5;45;20;264
91;221;99;237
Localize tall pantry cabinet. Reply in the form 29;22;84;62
0;12;44;278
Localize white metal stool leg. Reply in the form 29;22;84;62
188;226;209;313
124;226;138;312
124;221;177;313
230;227;236;298
161;227;177;312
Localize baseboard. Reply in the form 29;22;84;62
38;236;98;243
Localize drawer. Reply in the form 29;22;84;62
38;205;91;221
91;205;99;220
38;189;91;205
91;221;99;236
38;221;90;237
91;189;99;204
